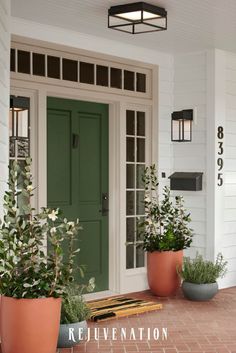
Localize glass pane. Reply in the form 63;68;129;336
10;49;15;72
126;191;135;215
126;110;135;135
126;218;135;242
183;120;191;141
63;59;78;82
9;138;15;158
126;137;135;162
136;246;145;268
172;120;180;141
17;138;29;158
110;67;122;89
18;50;30;74
17;110;29;138
33;53;45;77
124;70;134;91
9;111;13;137
136;73;146;93
136;164;145;189
127;164;135;189
80;62;94;84
137;111;145;136
17;160;27;189
126;244;134;269
96;65;108;87
136;217;144;241
136;191;145;215
137;138;145;162
47;56;60;79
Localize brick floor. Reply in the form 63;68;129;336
56;287;236;353
1;287;236;353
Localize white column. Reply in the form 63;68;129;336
206;49;226;261
0;0;10;217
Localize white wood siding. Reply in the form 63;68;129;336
223;52;236;287
0;0;10;217
173;52;207;258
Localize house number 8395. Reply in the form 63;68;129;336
217;126;224;186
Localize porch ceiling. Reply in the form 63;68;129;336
11;0;236;54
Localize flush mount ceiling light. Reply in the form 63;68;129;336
108;2;167;34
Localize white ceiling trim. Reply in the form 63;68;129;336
11;16;173;68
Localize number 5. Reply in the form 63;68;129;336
218;173;223;186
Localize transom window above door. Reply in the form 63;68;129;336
10;43;152;98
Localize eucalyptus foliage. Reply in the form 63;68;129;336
0;159;82;298
61;283;94;324
139;165;193;252
179;253;227;284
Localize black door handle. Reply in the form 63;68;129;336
100;192;109;216
72;133;79;149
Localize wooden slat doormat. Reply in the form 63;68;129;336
88;296;162;322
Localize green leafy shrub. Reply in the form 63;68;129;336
139;165;193;252
179;253;227;284
61;285;92;324
0;159;81;298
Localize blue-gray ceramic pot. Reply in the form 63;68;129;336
182;281;218;301
57;320;87;348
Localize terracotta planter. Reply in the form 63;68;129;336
0;296;61;353
147;250;183;296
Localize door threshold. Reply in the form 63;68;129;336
84;290;119;301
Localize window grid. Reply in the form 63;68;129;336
126;110;146;270
10;48;147;95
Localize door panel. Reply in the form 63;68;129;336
47;97;109;292
47;110;72;207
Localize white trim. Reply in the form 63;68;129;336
84;290;119;302
11;17;172;67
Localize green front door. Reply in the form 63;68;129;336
47;97;109;292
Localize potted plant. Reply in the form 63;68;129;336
57;282;94;348
0;159;81;353
179;253;227;301
139;165;193;296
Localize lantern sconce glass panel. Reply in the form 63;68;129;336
171;109;193;142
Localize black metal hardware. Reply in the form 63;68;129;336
100;192;109;216
72;133;79;149
169;172;203;191
108;2;167;34
171;109;193;142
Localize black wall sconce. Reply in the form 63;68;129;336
9;96;30;159
108;2;167;34
171;109;193;142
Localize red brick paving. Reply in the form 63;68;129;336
57;287;236;353
1;287;236;353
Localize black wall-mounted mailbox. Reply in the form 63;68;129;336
169;172;203;191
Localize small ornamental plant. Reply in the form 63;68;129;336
60;283;94;324
179;253;227;284
0;158;81;298
139;165;193;252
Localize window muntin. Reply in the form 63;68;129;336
126;109;146;269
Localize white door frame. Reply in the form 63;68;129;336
10;48;158;297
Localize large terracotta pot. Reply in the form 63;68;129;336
0;296;61;353
147;250;183;296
